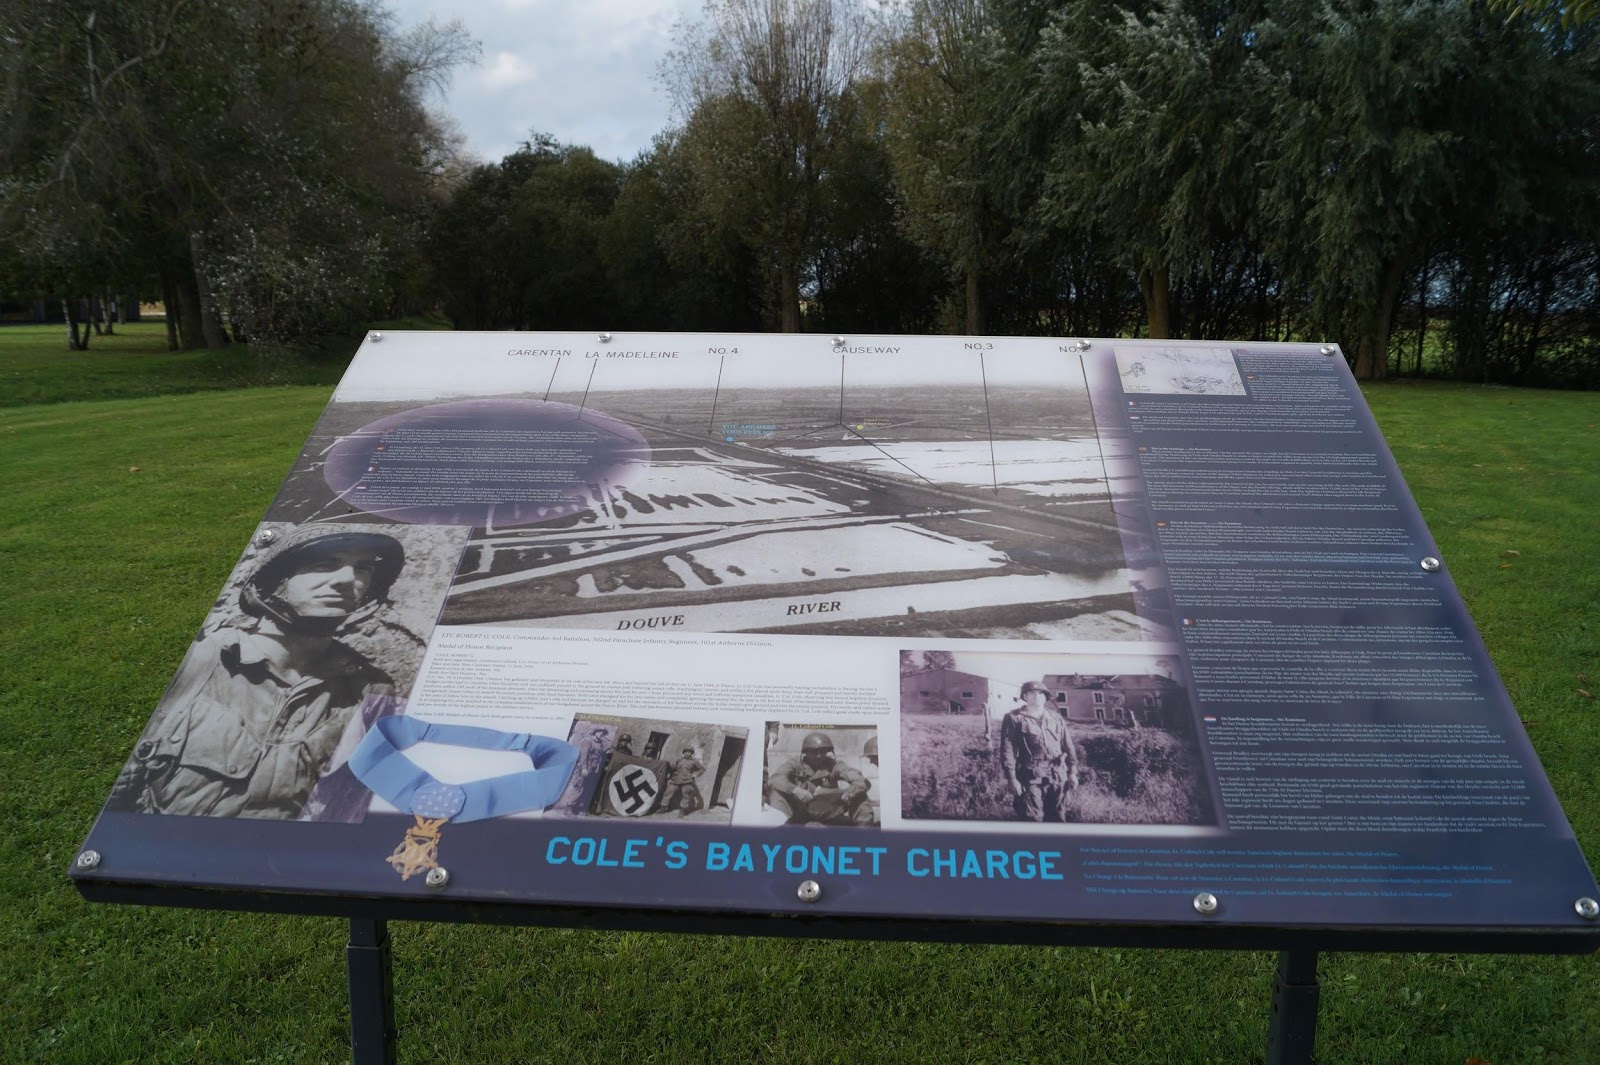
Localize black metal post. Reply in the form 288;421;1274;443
1266;948;1319;1065
347;917;397;1065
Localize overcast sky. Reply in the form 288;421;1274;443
385;0;703;166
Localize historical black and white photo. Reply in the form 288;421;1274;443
898;648;1213;826
106;522;466;820
403;349;1164;641
1116;346;1246;396
760;723;881;827
550;713;747;822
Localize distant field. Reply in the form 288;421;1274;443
0;316;446;406
2;377;1598;1063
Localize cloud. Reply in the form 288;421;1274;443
386;0;702;164
478;51;537;90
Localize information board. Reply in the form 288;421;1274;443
73;333;1599;942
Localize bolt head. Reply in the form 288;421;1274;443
797;879;822;903
255;529;277;547
1577;897;1599;920
76;850;101;871
1074;340;1091;352
425;866;450;889
368;331;382;342
597;332;612;343
1420;556;1442;573
1192;891;1219;915
1319;345;1336;356
831;336;845;347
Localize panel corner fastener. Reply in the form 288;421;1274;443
1576;897;1599;919
798;879;822;903
76;850;101;871
1193;891;1219;915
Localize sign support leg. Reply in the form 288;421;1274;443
347;917;397;1065
1265;949;1319;1065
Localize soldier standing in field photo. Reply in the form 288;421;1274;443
1001;680;1081;822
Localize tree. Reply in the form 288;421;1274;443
878;0;1006;331
663;0;871;331
1259;0;1478;379
0;0;475;349
1020;0;1275;340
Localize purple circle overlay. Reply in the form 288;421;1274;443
324;398;649;527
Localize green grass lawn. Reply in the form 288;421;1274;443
1;372;1597;1063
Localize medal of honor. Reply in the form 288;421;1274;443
349;716;579;881
388;815;447;880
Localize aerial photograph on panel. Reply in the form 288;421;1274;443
429;350;1162;641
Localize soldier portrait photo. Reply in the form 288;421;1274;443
899;648;1215;826
106;521;466;821
762;724;880;827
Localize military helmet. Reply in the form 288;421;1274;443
801;732;834;755
863;735;878;758
240;530;404;634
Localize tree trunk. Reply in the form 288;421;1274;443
964;265;983;334
103;292;116;335
778;261;801;333
1139;263;1172;340
171;257;207;350
189;231;230;349
159;265;182;351
1413;258;1429;376
89;295;105;335
63;298;85;350
1352;260;1407;381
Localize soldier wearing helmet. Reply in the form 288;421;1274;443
1001;680;1081;822
659;744;707;817
108;528;402;820
768;731;873;826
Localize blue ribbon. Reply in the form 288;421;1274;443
349;716;578;823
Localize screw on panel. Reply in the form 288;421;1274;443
1193;891;1219;916
368;331;382;342
797;879;822;903
1319;345;1336;356
76;850;101;871
597;332;612;343
255;529;277;547
831;336;846;347
1577;897;1599;920
1068;340;1091;352
1420;557;1442;573
425;867;450;889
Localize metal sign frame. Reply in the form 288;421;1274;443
72;332;1600;1063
